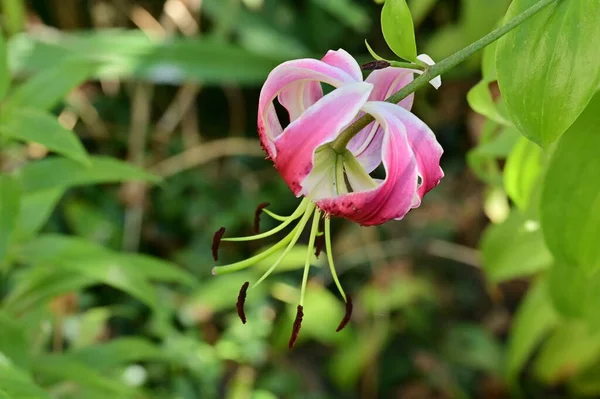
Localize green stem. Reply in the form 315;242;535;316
332;0;559;153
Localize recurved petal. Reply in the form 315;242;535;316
416;54;442;89
258;58;359;159
365;67;414;109
278;80;323;122
274;82;373;196
321;49;363;82
316;101;419;226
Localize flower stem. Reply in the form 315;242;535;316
331;0;559;153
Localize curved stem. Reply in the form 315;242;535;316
331;0;559;153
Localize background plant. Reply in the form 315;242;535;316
0;0;599;398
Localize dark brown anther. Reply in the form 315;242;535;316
288;305;304;349
314;234;325;258
211;227;226;261
336;294;353;332
236;281;250;324
361;60;391;71
253;202;270;234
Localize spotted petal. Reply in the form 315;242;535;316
274;82;373;196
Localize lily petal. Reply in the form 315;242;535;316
317;101;419;226
278;81;323;122
321;49;363;82
416;54;442;89
365;67;414;109
258;59;360;159
274;82;373;196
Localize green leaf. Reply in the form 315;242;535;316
5;57;97;112
571;360;600;396
310;0;370;32
18;156;160;193
506;278;559;382
503;136;546;210
381;0;417;61
467;81;511;125
0;363;51;399
0;108;89;165
15;188;64;239
496;0;600;147
533;321;600;384
442;324;504;376
0;175;20;264
8;30;290;86
0;312;29;371
481;210;552;283
0;31;10;99
541;94;600;274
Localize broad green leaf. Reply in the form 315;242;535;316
2;267;96;315
467;81;511;125
0;312;29;371
496;0;600;147
8;30;290;86
18;156;160;193
481;40;498;82
541;94;600;274
0;31;9;99
548;261;591;319
503;136;545;210
381;0;417;61
5;58;97;112
506;278;558;382
33;354;137;397
481;210;552;282
0;108;89;164
533;321;600;384
15;188;64;239
0;363;51;399
0;175;20;264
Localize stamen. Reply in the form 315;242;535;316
324;218;347;302
314;234;325;258
288;305;304;349
236;281;249;324
252;203;316;288
299;210;322;307
262;208;288;221
253;202;270;234
222;198;309;242
211;227;226;261
361;60;390;70
336;294;353;332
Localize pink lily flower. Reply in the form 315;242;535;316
212;49;443;348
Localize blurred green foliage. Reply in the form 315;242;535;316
1;0;598;398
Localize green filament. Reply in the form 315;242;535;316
262;208;288;221
222;198;309;242
252;203;316;288
299;209;322;307
325;217;346;302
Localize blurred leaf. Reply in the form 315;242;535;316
359;275;433;315
0;108;89;164
33;354;137;397
8;30;290;86
443;324;503;375
381;0;417;61
496;0;600;147
14;188;64;239
3;268;96;315
481;210;552;282
533;321;600;384
0;175;20;265
0;363;51;399
5;58;97;112
67;308;112;349
62;338;165;370
0;311;29;371
503;136;545;210
1;0;25;36
311;0;370;32
63;199;120;246
19;156;160;193
506;278;559;382
408;0;438;27
0;30;9;99
548;262;590;320
571;360;600;396
467;81;511;125
541;94;600;274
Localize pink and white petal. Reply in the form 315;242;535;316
258;59;358;158
316;102;419;226
365;67;414;110
346;121;384;173
278;80;323;122
321;49;363;82
416;54;441;89
362;102;443;203
273;82;373;196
